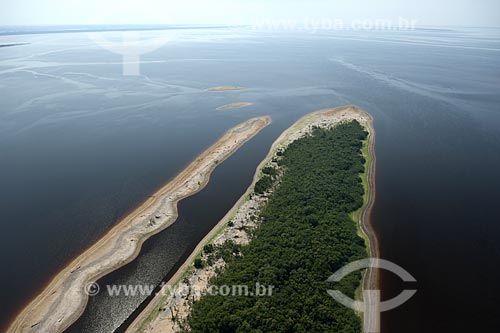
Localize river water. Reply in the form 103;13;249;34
1;26;499;332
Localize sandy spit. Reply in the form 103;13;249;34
7;116;271;333
127;105;377;333
207;86;246;92
216;102;253;110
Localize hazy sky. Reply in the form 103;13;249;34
1;0;499;27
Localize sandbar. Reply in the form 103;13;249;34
8;116;271;333
207;86;246;92
216;102;253;110
127;105;377;333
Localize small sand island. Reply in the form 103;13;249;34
8;116;271;333
127;105;377;333
207;86;247;92
216;102;254;110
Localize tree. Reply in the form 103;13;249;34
185;121;368;333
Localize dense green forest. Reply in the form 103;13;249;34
185;121;369;333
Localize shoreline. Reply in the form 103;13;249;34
7;116;271;333
360;113;379;284
128;105;378;333
351;109;379;330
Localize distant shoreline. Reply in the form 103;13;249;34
0;25;237;37
0;43;29;48
128;105;378;333
7;116;271;333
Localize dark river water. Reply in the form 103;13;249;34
1;26;500;332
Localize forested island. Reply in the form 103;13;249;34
186;121;369;332
129;106;375;333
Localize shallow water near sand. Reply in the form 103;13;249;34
1;26;500;332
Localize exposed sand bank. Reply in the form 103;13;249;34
128;105;377;333
216;102;253;110
8;116;271;333
207;86;246;92
357;110;379;332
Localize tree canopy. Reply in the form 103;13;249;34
185;121;369;333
